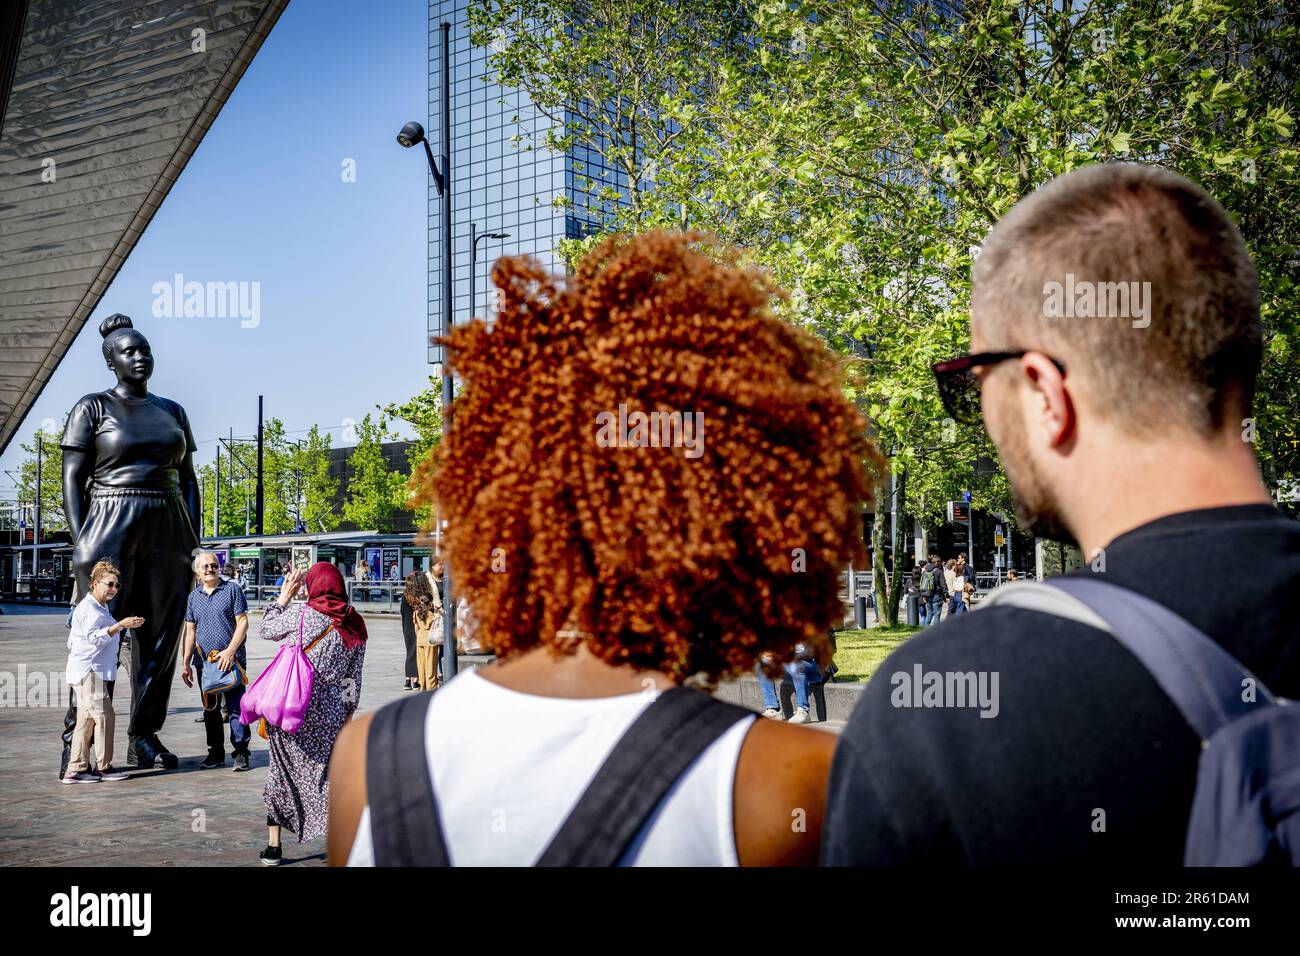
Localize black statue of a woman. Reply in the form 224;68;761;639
59;314;201;773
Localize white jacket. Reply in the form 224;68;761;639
66;593;120;684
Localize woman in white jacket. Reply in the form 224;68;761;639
63;558;143;783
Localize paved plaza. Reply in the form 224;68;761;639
0;602;844;867
0;603;420;867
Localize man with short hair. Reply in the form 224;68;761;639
824;163;1300;865
182;551;252;771
917;552;947;627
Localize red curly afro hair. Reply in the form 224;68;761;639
411;230;880;683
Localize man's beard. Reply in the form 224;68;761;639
992;401;1076;546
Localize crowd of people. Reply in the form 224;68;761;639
58;164;1298;867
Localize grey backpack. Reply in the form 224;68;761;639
983;575;1300;866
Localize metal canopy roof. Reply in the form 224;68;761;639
0;0;288;455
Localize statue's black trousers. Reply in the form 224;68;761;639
62;487;197;747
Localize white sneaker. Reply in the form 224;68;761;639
760;707;784;720
788;707;811;724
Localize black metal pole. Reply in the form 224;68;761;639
214;449;221;537
34;435;41;581
256;395;264;535
439;20;457;680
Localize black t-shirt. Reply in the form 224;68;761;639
61;391;197;490
823;504;1300;865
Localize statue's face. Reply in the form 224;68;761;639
107;330;154;384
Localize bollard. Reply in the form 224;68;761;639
905;592;919;626
854;595;868;629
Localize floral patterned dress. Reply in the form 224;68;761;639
258;602;365;841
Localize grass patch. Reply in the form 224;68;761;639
830;626;922;684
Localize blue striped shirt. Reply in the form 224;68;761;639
186;578;249;665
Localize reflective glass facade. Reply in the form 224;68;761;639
427;2;640;361
427;2;560;363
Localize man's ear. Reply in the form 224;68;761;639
1019;352;1074;449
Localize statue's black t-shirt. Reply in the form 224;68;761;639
60;391;197;490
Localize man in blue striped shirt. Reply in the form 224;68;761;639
181;551;251;771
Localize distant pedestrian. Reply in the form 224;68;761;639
918;553;948;626
757;646;824;724
63;559;138;784
256;563;367;865
909;563;929;625
949;554;972;616
405;568;444;690
400;572;422;690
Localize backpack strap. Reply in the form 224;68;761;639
364;691;449;867
534;687;754;867
981;577;1277;740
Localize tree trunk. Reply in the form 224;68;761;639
870;463;907;627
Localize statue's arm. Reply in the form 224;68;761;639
179;450;201;538
63;449;92;545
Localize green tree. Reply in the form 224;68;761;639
342;415;405;533
198;437;259;537
295;424;340;534
472;0;1300;622
14;428;66;534
382;377;445;527
468;0;754;252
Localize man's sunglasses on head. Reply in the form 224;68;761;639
931;351;1068;426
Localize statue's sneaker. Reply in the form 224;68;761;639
127;734;179;770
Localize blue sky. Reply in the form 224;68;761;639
1;0;435;484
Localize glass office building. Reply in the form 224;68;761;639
426;1;629;362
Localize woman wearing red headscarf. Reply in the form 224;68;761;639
254;561;367;865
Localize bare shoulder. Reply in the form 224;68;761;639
326;711;375;866
733;717;838;867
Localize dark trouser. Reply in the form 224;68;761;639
64;487;197;747
203;680;250;755
400;599;418;679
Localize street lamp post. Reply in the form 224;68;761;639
398;21;459;677
470;223;511;329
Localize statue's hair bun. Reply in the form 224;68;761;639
98;314;134;338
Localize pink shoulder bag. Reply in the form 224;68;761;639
240;608;332;734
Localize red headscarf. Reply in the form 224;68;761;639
305;561;368;649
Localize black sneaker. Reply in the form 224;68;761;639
258;844;282;866
232;751;250;772
200;751;225;770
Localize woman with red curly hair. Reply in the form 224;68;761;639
328;231;879;867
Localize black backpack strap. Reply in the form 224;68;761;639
534;687;755;867
364;691;450;866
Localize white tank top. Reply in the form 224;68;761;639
346;669;755;866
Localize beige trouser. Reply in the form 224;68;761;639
68;671;114;773
415;641;442;690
